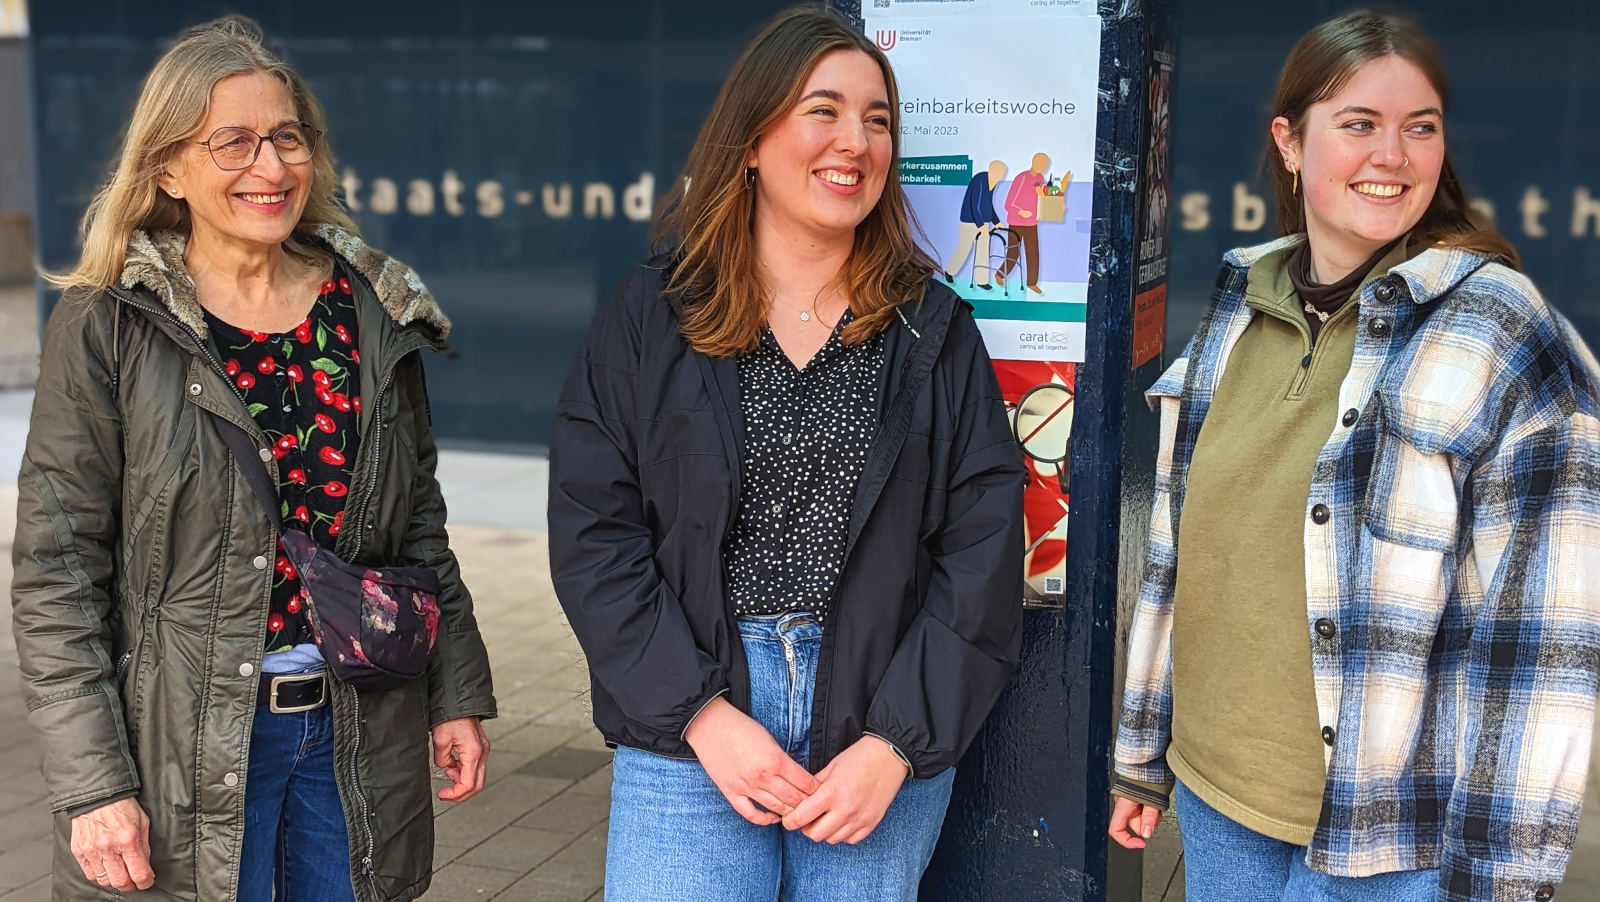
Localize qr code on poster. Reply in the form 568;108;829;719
1044;577;1064;595
874;0;891;7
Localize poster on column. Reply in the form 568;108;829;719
865;0;1100;604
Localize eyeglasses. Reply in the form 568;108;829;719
197;122;321;171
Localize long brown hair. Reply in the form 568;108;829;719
652;4;936;356
48;15;356;293
1261;10;1520;269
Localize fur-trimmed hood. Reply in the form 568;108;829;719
118;224;451;339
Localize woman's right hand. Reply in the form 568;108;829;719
684;696;821;826
70;797;155;891
1108;796;1163;850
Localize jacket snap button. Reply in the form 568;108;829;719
238;662;254;677
257;447;272;462
1322;726;1336;746
222;772;239;787
1342;408;1359;427
188;383;202;396
1374;281;1397;302
1316;618;1337;639
1310;504;1330;524
251;554;269;570
1368;317;1391;337
1535;885;1555;900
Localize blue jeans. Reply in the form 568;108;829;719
606;611;956;902
1175;781;1438;901
238;699;356;902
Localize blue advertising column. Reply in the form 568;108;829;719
833;1;1178;898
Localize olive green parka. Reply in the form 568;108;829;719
11;226;497;901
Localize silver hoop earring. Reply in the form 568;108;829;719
744;167;756;190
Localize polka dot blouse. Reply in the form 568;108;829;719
723;311;886;622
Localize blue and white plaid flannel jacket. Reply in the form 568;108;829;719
1115;236;1600;902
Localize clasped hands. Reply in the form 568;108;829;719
684;696;909;845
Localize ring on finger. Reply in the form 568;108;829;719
94;872;109;880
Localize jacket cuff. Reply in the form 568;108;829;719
1442;851;1562;902
678;688;730;741
1112;774;1173;811
862;731;914;776
62;789;140;819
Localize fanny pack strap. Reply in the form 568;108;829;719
210;412;287;525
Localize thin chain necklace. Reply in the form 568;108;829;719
761;260;844;326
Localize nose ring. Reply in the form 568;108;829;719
1402;155;1409;168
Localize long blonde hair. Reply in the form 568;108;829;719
48;15;357;292
652;5;936;357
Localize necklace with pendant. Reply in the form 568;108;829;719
1303;301;1331;323
771;281;843;325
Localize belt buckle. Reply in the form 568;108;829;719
268;672;326;714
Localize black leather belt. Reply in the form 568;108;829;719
257;670;328;713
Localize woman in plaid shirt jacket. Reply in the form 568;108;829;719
1108;12;1600;902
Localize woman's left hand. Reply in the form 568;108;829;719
781;735;909;844
432;717;490;802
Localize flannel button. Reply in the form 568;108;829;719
1535;886;1555;901
1342;408;1359;427
1311;504;1331;525
1368;317;1392;337
1315;618;1336;639
1374;280;1397;303
1321;726;1336;746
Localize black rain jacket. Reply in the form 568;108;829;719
548;260;1024;777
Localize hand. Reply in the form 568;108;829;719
1018;210;1033;219
978;223;992;235
684;697;820;826
1108;796;1163;850
781;734;908;844
70;798;154;891
432;716;490;802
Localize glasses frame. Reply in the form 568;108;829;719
196;121;322;172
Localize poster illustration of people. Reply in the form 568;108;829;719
865;0;1100;603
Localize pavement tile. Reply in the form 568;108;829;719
493;875;597;902
525;821;605;894
514;790;610;836
0;837;51;894
455;826;572;873
566;764;612;799
419;862;521;901
494;724;585;758
0;874;48;902
433;776;573;848
514;748;611;783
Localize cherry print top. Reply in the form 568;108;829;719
723;311;885;623
203;275;362;652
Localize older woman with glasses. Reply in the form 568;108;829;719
11;16;495;901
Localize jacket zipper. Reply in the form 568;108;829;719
348;690;377;882
114;649;133;683
106;286;233;389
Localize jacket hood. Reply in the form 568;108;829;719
1223;233;1492;307
118;225;451;338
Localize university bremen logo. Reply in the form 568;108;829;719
875;30;897;51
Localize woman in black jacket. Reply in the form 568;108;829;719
548;7;1023;902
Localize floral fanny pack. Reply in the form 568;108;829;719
213;412;440;692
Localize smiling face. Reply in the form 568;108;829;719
160;71;312;252
1275;54;1444;269
747;49;894;245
